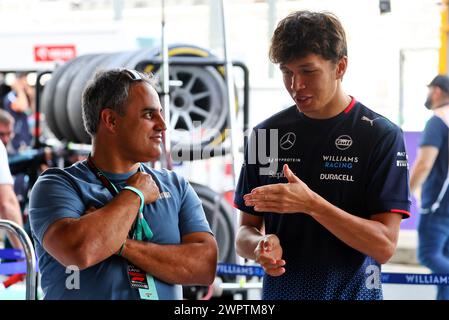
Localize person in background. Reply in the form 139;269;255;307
0;109;14;151
2;72;34;153
0;140;24;249
0;108;43;244
410;74;449;300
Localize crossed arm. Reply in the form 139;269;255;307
42;189;217;286
42;189;141;269
121;232;217;286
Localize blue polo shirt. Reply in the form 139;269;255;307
29;161;212;300
234;98;411;300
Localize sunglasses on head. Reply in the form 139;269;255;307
122;69;143;81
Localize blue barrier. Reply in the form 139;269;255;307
0;249;38;275
3;249;449;286
217;263;265;277
0;261;28;275
0;249;26;260
381;273;449;285
216;263;449;286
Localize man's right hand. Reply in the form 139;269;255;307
254;234;286;277
126;172;160;204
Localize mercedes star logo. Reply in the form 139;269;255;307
280;132;296;150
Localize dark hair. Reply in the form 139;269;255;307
269;11;347;64
428;75;449;95
81;69;156;137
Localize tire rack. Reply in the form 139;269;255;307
135;56;250;157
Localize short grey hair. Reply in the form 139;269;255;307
0;109;14;126
81;68;156;137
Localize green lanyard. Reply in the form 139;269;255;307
122;185;153;241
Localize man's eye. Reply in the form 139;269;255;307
145;112;154;119
303;70;316;74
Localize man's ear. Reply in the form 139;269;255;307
336;56;348;80
99;108;117;133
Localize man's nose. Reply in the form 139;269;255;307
156;112;167;131
291;74;306;91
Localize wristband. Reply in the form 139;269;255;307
123;186;153;240
123;186;144;213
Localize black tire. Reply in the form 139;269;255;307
65;54;112;143
46;44;235;151
167;65;228;161
41;56;94;140
124;47;161;70
53;54;104;142
67;52;137;143
135;44;233;161
190;182;235;263
40;64;64;140
110;50;138;68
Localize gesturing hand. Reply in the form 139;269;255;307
244;164;316;214
254;234;286;277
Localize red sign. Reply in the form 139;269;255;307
34;45;77;62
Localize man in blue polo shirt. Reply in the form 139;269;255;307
29;69;218;299
234;11;410;300
410;74;449;300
